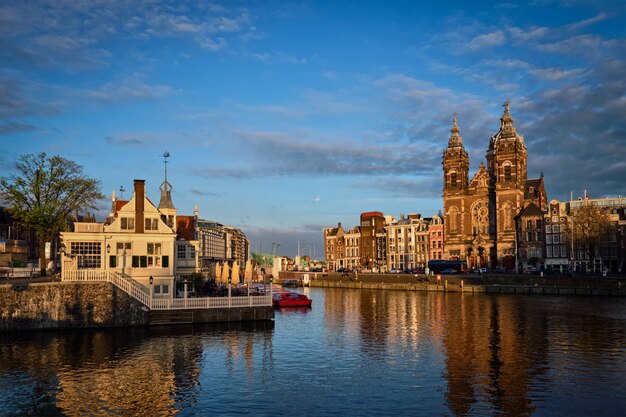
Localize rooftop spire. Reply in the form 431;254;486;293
500;100;514;130
448;112;463;147
158;150;175;209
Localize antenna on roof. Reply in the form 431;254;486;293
163;151;170;182
119;186;125;199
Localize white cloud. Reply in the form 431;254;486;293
466;30;505;49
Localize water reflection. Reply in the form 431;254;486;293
0;322;274;417
1;291;624;416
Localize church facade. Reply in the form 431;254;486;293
442;103;546;270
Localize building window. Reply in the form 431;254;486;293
450;172;457;188
120;217;135;230
145;218;159;230
147;243;162;255
178;245;186;259
526;220;532;229
536;219;542;228
70;242;102;269
547;246;553;258
116;242;132;253
545;225;552;233
504;164;512;181
553;234;559;244
553;225;559;233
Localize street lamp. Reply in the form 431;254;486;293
228;268;232;307
106;244;111;254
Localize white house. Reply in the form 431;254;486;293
60;179;177;299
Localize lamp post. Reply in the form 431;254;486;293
149;275;154;307
269;275;273;304
228;271;232;308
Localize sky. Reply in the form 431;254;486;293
1;1;625;259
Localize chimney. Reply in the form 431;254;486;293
134;179;145;233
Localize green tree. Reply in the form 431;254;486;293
568;203;612;271
0;153;104;276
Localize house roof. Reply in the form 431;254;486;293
517;202;544;218
176;215;195;241
115;200;129;213
361;211;384;218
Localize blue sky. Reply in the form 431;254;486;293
1;1;625;258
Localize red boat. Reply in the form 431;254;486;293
272;292;312;308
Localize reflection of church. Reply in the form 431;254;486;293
443;103;546;270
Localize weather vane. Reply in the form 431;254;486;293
163;151;170;181
119;185;125;199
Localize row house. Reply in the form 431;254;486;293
323;211;444;272
386;214;430;271
323;223;344;271
360;212;385;269
544;200;570;273
516;196;625;274
568;197;626;274
343;226;361;270
429;214;444;261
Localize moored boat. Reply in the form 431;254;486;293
272;292;312;308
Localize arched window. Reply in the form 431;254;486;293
449;206;459;232
450;170;458;188
503;203;512;230
472;200;489;236
503;162;512;182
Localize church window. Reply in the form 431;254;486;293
450;171;457;188
503;203;512;230
472;200;489;236
504;163;512;181
449;206;458;232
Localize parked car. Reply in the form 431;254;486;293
388;268;402;273
440;268;456;275
472;267;487;274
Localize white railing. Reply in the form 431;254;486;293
61;269;272;310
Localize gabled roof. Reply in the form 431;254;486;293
517;202;544;218
114;200;129;214
176;215;195;241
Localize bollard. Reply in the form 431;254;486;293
460;279;464;292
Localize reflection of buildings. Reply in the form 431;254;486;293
442;296;550;417
0;324;273;415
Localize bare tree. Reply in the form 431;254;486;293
567;203;612;271
0;153;104;276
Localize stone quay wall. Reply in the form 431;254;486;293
280;271;625;297
1;282;275;332
0;282;148;331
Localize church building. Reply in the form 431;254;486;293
442;102;546;271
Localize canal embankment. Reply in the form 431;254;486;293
279;271;626;296
0;281;274;332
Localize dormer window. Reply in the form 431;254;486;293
121;217;135;230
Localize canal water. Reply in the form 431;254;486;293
1;288;624;416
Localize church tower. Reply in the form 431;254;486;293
158;151;177;230
442;114;469;261
486;102;527;267
443;113;469;196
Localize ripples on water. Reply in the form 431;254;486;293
1;289;625;416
